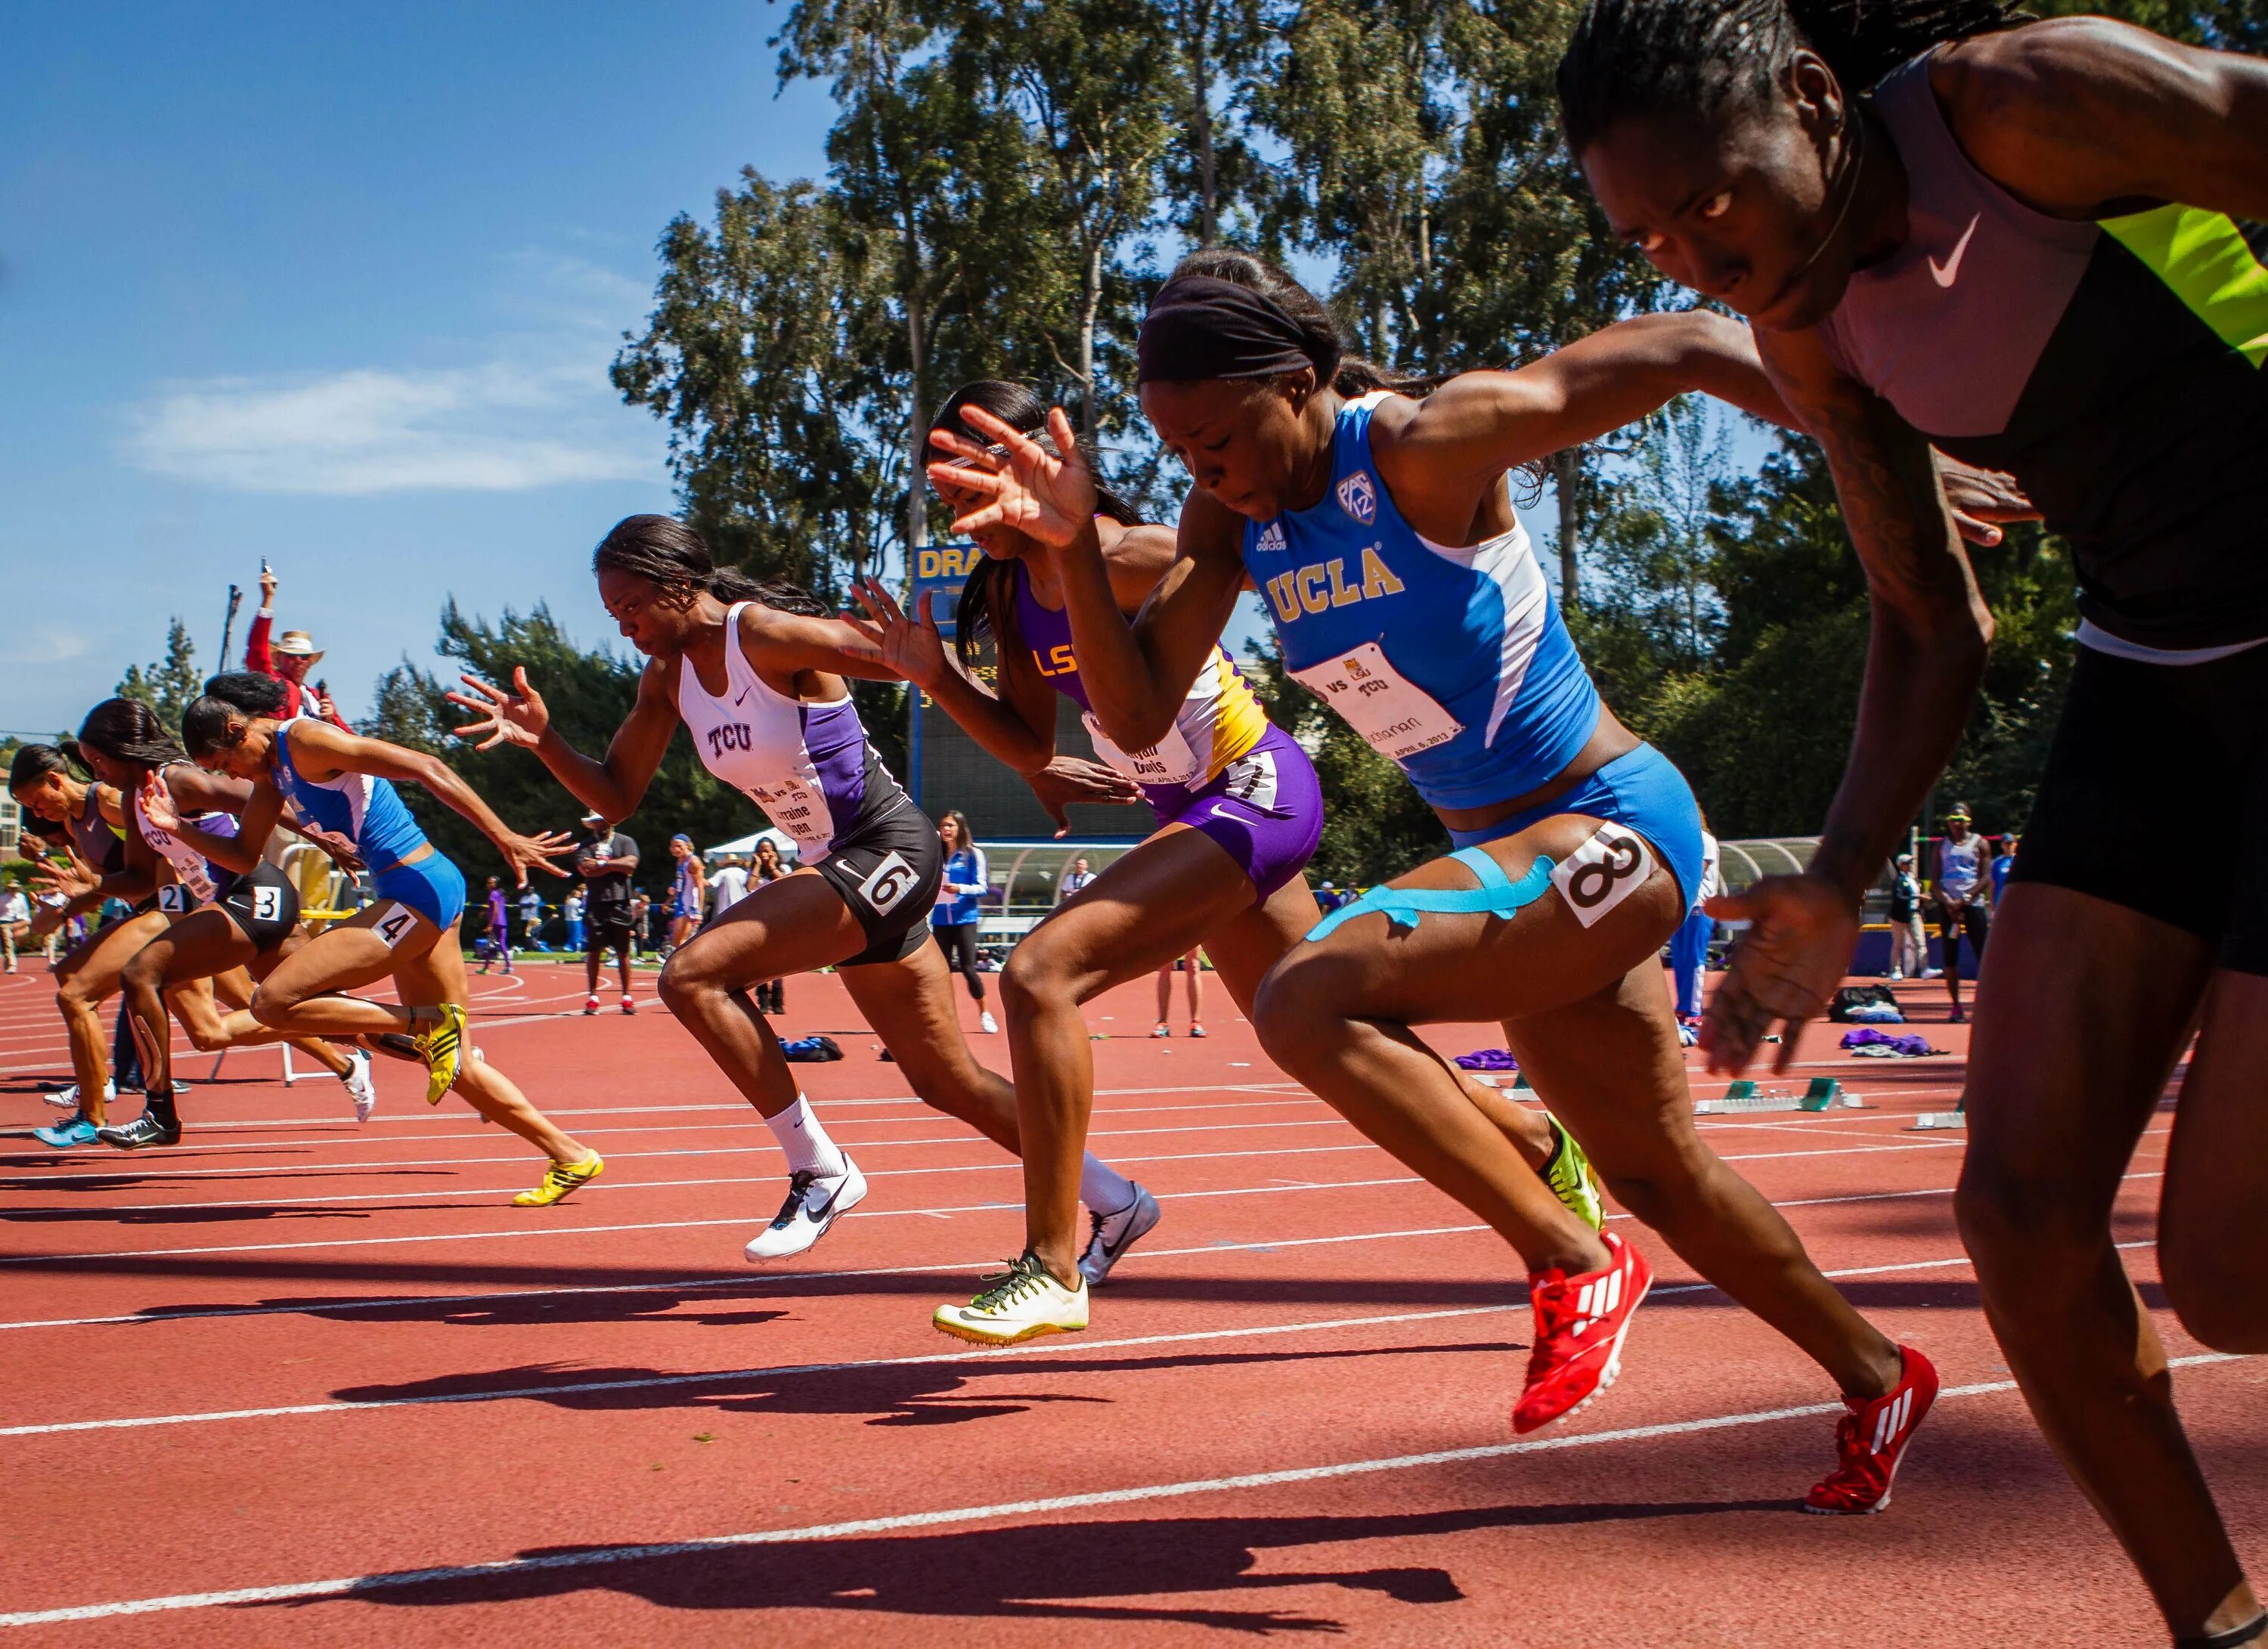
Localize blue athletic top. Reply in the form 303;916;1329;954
932;845;987;928
271;718;430;869
1240;396;1602;810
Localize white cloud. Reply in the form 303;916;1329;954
0;624;90;666
124;253;663;496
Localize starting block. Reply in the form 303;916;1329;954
1511;1072;1532;1092
1696;1077;1848;1116
1911;1110;1968;1130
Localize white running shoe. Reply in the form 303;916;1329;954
45;1080;116;1111
1152;1023;1170;1038
934;1251;1089;1345
978;1010;998;1034
340;1049;377;1124
744;1157;866;1261
1078;1183;1161;1286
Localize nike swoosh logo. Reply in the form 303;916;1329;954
1929;217;1978;287
734;689;750;705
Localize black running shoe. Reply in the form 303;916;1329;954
96;1111;182;1150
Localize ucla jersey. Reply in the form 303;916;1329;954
1014;562;1268;794
1241;395;1601;810
271;719;429;868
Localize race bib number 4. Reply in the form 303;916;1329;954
367;901;423;950
1290;642;1463;763
856;851;919;916
1551;826;1656;928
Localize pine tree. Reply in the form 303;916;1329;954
116;618;202;738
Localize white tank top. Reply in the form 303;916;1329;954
132;764;228;904
677;603;874;863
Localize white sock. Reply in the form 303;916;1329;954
765;1095;846;1179
1080;1152;1135;1215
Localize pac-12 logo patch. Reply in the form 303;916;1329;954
1335;470;1377;525
1255;520;1288;554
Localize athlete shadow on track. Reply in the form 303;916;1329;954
328;1340;1518;1429
0;1202;383;1227
310;1497;1790;1632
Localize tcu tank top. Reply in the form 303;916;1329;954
1240;395;1602;810
677;603;906;862
1012;560;1268;795
1818;51;2268;652
132;764;238;904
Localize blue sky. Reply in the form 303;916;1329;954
1;3;842;736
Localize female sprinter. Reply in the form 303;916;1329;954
21;708;370;1148
665;834;706;956
865;377;1603;1342
167;673;603;1207
445;516;1155;1264
1558;2;2268;1635
931;252;1929;1501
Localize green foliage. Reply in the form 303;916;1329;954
116;618;203;736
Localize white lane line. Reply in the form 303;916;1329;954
4;1351;2240;1628
0;1174;1429;1267
0;1243;2110;1440
1;1114;1345;1190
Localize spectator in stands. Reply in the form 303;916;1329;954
1669;814;1722;1044
709;854;750;919
518;883;547;952
1888;851;1930;982
1991;833;2021;908
578;811;640;1014
1055;855;1095;905
932;810;994;1033
563;884;586;953
749;839;786;1014
1933;803;1991;1024
2;881;30;973
245;566;350;728
1153;947;1206;1038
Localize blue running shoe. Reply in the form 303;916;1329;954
35;1112;99;1148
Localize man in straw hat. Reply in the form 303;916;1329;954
246;565;349;728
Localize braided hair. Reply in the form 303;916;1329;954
1557;0;2023;153
592;515;829;618
931;380;1144;675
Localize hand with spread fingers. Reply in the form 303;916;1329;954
1698;874;1859;1075
846;576;952;693
925;403;1097;547
446;668;551;752
495;829;577;885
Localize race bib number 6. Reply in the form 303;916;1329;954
1551;826;1656;928
367;901;422;950
856;851;919;916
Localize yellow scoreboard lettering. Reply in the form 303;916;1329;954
916;543;978;582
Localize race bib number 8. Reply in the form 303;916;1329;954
857;851;919;916
1551;826;1656;928
367;901;422;950
1290;642;1464;763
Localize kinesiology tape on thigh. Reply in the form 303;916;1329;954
1306;847;1557;941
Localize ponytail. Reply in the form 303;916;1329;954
74;697;184;770
593;514;829;617
1557;0;2022;153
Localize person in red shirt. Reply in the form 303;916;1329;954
245;567;349;728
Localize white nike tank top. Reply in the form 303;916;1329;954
677;603;854;861
132;764;225;903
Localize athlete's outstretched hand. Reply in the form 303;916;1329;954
1938;457;2037;548
446;668;550;752
1698;873;1860;1076
493;827;576;887
138;772;182;835
1027;757;1142;837
845;576;950;691
926;405;1097;548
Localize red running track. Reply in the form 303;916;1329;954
0;962;2254;1645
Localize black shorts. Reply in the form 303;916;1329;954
586;913;637;956
814;802;944;968
211;863;299;956
2015;641;2268;974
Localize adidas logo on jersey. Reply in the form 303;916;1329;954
1255;520;1288;554
1336;470;1377;525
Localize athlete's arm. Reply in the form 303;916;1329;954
1700;326;1992;1075
289;719;572;885
153;776;287;878
451;660;676;824
1940;18;2268;222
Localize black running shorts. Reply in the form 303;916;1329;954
2013;641;2268;974
586;913;637;956
813;801;944;969
213;862;300;956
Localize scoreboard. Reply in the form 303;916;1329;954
905;542;1150;842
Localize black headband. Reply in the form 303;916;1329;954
1136;274;1333;385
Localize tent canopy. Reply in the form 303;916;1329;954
704;828;800;866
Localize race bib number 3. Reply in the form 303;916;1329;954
1551;826;1656;928
251;885;284;924
367;901;422;950
1290;642;1463;763
856;851;919;917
